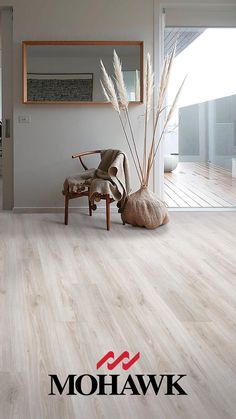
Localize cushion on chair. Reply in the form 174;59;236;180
63;168;95;194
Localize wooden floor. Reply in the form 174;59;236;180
1;211;236;418
164;162;236;208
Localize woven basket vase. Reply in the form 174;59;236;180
121;187;169;229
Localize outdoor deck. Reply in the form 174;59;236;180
164;162;236;208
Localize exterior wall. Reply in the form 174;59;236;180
179;94;236;171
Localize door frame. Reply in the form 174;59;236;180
154;1;236;202
1;7;13;210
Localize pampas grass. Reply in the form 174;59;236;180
100;58;142;182
113;50;129;109
100;48;185;188
100;61;120;113
143;53;155;182
107;51;143;180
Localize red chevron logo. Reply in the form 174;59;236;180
96;351;140;370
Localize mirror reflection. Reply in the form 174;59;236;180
23;43;143;103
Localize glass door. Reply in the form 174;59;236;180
163;27;236;208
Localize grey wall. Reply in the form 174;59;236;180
179;94;236;170
179;105;200;157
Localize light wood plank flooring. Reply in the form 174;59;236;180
164;162;236;208
1;211;236;418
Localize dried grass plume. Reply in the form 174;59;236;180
100;46;186;187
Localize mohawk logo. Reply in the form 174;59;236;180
96;351;140;370
49;351;188;397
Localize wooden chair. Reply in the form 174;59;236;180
64;150;114;230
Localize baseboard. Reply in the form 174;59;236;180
13;206;236;214
13;206;118;214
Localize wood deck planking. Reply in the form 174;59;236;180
164;162;236;208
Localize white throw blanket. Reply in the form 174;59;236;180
63;149;131;209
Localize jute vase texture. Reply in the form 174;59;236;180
121;187;169;229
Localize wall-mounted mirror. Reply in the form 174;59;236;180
22;41;144;104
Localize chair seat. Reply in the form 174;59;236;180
62;183;88;196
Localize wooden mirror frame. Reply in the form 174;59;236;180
22;40;144;105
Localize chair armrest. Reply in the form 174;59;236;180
72;149;102;171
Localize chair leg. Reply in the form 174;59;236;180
64;193;69;225
105;195;110;231
88;198;92;216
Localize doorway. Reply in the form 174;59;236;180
163;27;236;208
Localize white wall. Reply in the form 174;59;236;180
0;0;153;209
0;0;234;208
